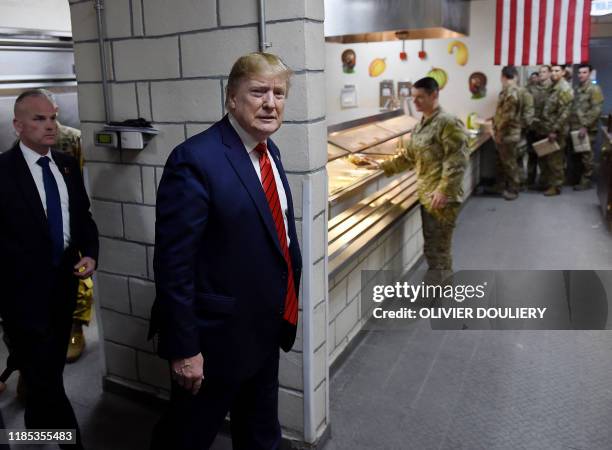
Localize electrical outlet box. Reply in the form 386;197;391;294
94;125;159;150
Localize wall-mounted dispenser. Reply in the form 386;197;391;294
94;120;159;150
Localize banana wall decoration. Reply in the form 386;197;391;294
448;40;469;66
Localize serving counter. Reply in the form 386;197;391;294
326;110;491;276
325;110;492;364
327;110;416;215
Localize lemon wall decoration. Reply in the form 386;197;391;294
368;58;387;77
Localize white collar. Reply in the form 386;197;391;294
20;141;54;168
228;114;264;155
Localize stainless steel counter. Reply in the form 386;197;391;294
328;172;419;275
326;112;418;214
328;154;388;205
328;143;350;162
467;131;492;155
327;130;492;277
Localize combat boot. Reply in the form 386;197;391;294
543;186;561;196
67;321;86;363
573;178;593;191
502;190;518;201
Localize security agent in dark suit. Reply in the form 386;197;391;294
150;53;302;450
0;89;99;449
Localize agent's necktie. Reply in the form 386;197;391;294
37;156;64;266
254;142;298;327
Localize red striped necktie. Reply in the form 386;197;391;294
254;142;298;326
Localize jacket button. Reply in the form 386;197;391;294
279;308;284;316
281;271;287;280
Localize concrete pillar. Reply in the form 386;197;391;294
68;0;329;445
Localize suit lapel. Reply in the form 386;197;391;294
10;145;49;235
220;116;283;256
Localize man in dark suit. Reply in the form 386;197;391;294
150;52;302;450
0;89;98;449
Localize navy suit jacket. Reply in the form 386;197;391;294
150;116;301;380
0;143;99;332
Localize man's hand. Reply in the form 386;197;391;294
548;132;557;142
368;157;382;169
351;155;380;170
171;353;204;395
430;191;448;209
73;256;96;278
578;127;587;139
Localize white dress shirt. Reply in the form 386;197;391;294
228;114;290;245
20;142;71;249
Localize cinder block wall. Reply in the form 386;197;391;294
67;0;328;444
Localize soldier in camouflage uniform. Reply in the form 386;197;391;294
539;64;574;196
569;63;604;190
516;83;535;188
527;65;552;188
527;72;539;86
55;122;92;363
379;77;468;272
56;121;83;168
493;66;523;200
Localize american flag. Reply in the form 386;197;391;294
495;0;592;66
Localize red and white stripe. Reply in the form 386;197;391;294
495;0;591;66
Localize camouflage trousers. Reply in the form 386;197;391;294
496;140;521;191
540;137;566;188
527;132;545;185
569;131;596;180
421;203;460;271
527;150;539;185
515;138;529;185
73;278;93;325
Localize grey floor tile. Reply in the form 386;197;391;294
323;189;612;450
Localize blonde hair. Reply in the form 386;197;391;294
225;53;293;106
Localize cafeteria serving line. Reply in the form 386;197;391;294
1;0;612;449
